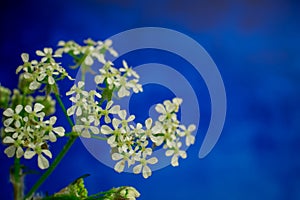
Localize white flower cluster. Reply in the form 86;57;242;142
95;60;142;98
2;103;65;169
16;49;73;90
100;98;195;178
66;81;121;138
55;38;118;67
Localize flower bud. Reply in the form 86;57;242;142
0;86;11;109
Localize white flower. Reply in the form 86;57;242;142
44;116;65;142
155;100;177;122
119;60;139;78
94;62;119;89
119;186;140;200
101;118;125;147
115;110;135;128
24;143;52;170
73;116;99;138
165;141;187;167
141;118;163;145
99;100;120;123
178;124;196;146
66;81;88;96
133;154;158;179
25;103;45;118
115;76;131;98
97;39;118;57
36;47;61;63
111;149;135;173
3;105;23;127
3;136;24;158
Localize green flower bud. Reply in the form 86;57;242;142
35;96;56;116
11;89;34;108
0;86;11;109
18;73;34;95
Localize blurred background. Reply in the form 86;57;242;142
0;0;300;199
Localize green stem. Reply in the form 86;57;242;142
54;92;74;127
13;158;23;200
24;135;78;200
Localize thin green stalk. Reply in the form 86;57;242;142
24;135;78;200
13;158;23;200
54;92;74;127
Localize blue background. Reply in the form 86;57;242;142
1;0;300;199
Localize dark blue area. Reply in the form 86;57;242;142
1;0;300;200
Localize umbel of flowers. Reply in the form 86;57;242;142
0;38;196;200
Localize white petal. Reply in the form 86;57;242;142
171;156;179;167
109;105;120;114
3;108;14;117
38;154;49;169
15;105;23;114
53;127;65;136
29;81;40;90
133;164;142;174
165;150;174;157
76;107;82;116
114;160;125;173
25;105;32;113
24;150;36;159
81;129;91;138
155;104;165;114
4;127;15;133
4;118;13;127
21;53;29;62
16;147;24;158
90;126;99;134
48;76;55;85
3;136;15;144
36;50;44;56
94;75;104;84
49;131;57;142
145;118;152;129
118;110;126;119
42;150;52;158
84;55;93;65
101;125;113;134
142;165;152;178
78;81;85;88
37;73;46;81
49;116;57;124
4;146;16;157
147;157;158;164
67;106;76;116
112;153;123;161
34;103;45;112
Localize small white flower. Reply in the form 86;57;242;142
3;105;23;127
119;187;140;200
44;116;65;142
25;103;45;118
3;136;24;158
119;60;139;78
112;149;135;173
142;118;163;145
115;110;135;128
133;154;158;179
36;47;61;63
99;100;120;123
97;39;118;57
165;141;187;167
178;124;196;146
73;116;99;138
24;143;53;170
